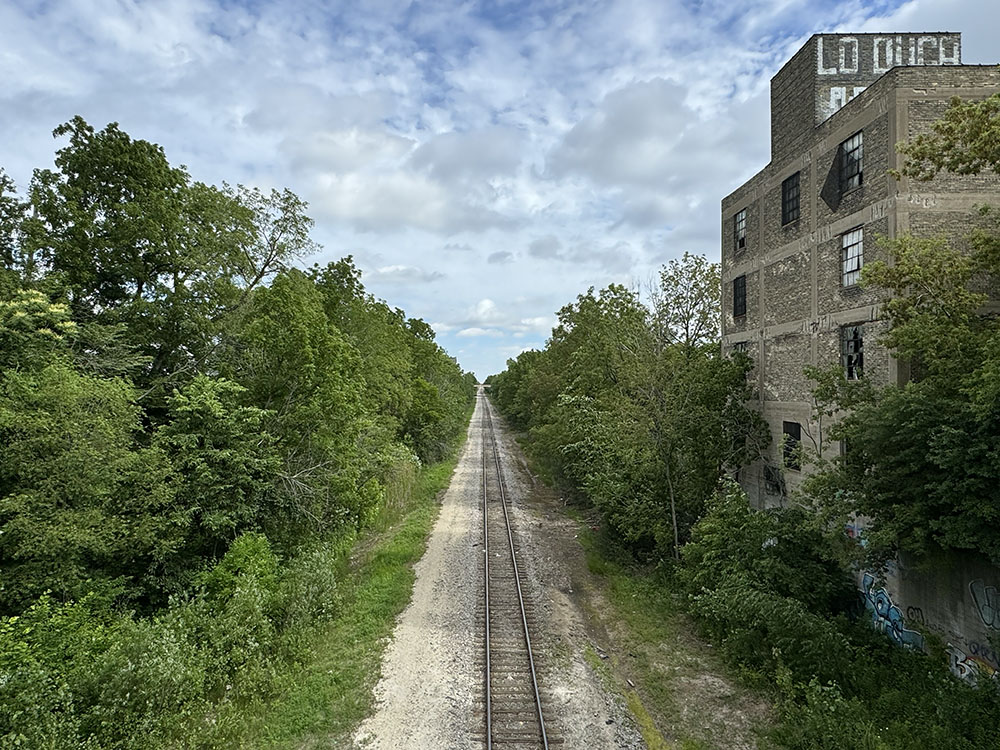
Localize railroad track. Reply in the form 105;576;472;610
478;393;553;749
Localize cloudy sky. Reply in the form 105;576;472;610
1;0;997;377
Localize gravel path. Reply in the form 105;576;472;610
354;391;645;749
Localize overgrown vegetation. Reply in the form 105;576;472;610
684;482;1000;750
490;254;768;560
801;213;1000;568
490;105;1000;742
0;118;475;747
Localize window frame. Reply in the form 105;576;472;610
782;421;802;471
781;172;801;225
840;131;863;192
841;324;864;380
734;208;747;253
841;226;864;286
733;275;747;318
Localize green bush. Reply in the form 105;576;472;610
681;482;1000;750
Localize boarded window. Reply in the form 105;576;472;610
842;227;864;286
733;275;747;317
781;172;800;225
841;325;864;380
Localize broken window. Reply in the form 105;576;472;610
842;226;864;286
781;172;800;225
782;421;802;470
840;131;863;192
734;208;747;252
733;275;747;317
841;324;864;380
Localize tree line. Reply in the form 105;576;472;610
0;117;475;747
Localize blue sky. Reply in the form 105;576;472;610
1;0;997;378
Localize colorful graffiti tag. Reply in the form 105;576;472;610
860;573;924;649
970;579;999;630
947;642;999;686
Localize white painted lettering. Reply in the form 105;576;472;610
941;37;961;65
917;36;939;65
817;37;838;75
873;37;893;74
839;37;859;74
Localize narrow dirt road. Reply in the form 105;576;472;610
353;390;644;749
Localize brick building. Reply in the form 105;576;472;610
721;33;1000;507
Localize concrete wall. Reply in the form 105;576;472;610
858;549;1000;685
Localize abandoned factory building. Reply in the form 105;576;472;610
721;32;1000;507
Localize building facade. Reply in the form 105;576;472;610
721;32;1000;507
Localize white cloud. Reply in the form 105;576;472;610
366;264;445;283
2;0;991;377
457;327;505;338
528;234;562;259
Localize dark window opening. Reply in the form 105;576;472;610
782;421;802;471
734;208;747;252
841;325;864;380
733;275;747;317
781;172;800;225
840;131;863;192
842;227;863;286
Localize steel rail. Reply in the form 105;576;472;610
483;397;549;750
482;394;493;750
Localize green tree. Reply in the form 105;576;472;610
23;119;309;403
153;376;281;588
805;227;1000;564
0;364;176;611
897;91;1000;179
225;269;369;537
0;169;29;291
491;256;767;560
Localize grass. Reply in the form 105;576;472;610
238;447;465;748
577;527;769;750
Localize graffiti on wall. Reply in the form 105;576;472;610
970;579;999;630
948;642;999;686
861;573;924;649
844;520;871;549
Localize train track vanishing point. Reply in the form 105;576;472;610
480;393;551;749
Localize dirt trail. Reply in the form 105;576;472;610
353;392;644;749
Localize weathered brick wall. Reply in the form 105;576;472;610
815;216;890;316
770;39;818;160
762;332;811;403
770;32;961;162
721;34;1000;513
762;250;811;327
762;159;813;248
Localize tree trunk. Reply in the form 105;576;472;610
664;453;680;560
